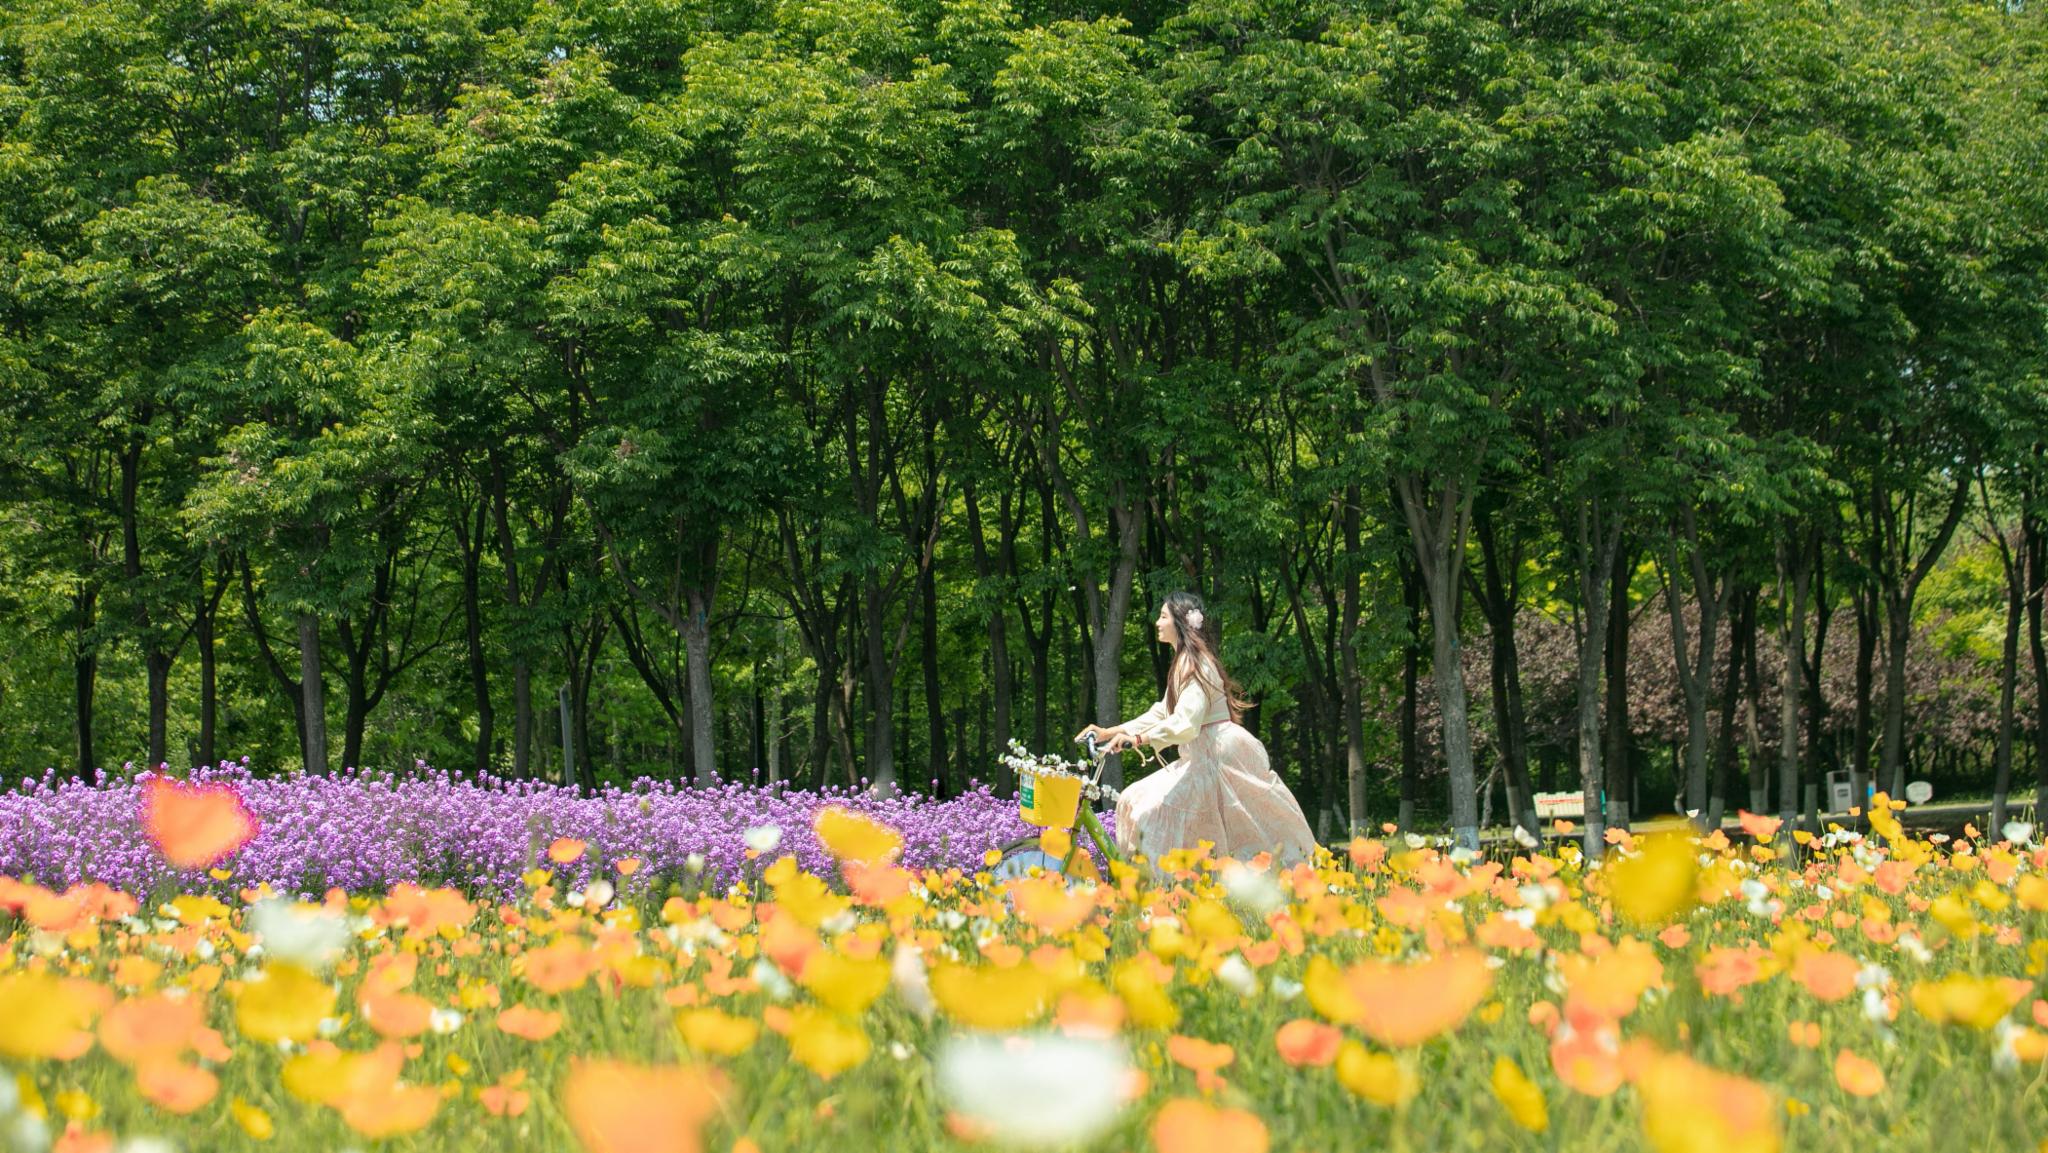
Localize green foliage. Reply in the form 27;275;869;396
0;0;2042;825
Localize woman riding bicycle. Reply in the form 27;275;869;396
1077;592;1317;867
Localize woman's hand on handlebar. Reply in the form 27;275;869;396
1103;729;1143;755
1075;724;1142;755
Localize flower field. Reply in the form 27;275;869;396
0;766;1043;897
2;774;2046;1153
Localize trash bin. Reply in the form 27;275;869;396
1826;771;1857;813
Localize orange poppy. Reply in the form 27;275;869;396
51;1123;113;1153
1151;1097;1269;1153
360;990;434;1040
563;1059;728;1153
1273;1019;1342;1068
1166;1035;1235;1094
98;994;205;1066
1333;950;1492;1046
522;939;599;994
480;1070;531;1118
1790;951;1859;1003
1834;1048;1884;1097
141;778;257;868
135;1060;218;1113
1737;811;1783;842
496;1004;564;1042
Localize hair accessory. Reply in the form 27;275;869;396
1185;609;1205;632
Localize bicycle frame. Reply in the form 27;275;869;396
1062;735;1124;870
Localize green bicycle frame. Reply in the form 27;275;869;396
1055;803;1122;873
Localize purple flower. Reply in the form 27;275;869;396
0;763;1107;898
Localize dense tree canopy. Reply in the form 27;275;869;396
1;0;2044;850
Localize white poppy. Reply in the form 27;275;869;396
1218;863;1284;916
1213;954;1258;998
751;959;794;1001
936;1033;1129;1148
745;825;784;853
248;900;350;970
892;944;935;1021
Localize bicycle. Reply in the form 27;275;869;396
988;734;1133;882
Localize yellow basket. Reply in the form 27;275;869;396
1018;769;1084;829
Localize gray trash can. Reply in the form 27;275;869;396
1826;770;1857;813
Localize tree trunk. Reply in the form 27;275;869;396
1709;584;1751;829
1604;538;1633;831
1340;485;1373;833
685;583;718;787
1992;548;2022;833
1879;598;1912;797
1429;567;1478;849
197;576;221;768
809;666;835;789
1852;578;1878;787
145;652;170;770
1666;516;1727;829
490;462;537;780
920;532;947;793
1777;540;1809;827
1569;503;1624;858
861;573;897;794
512;662;533;780
1982;473;2031;835
1804;530;1833;785
1876;475;1971;796
298;611;328;775
342;661;369;775
1475;499;1537;837
965;480;1016;791
1395;477;1479;850
73;583;97;777
1087;492;1143;790
1398;552;1422;833
457;499;494;777
1742;589;1767;816
118;444;174;769
752;677;767;782
2026;492;2048;821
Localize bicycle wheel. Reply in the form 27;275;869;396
989;833;1102;882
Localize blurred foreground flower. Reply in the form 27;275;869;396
233;963;336;1044
248;899;350;969
140;777;257;868
936;1032;1129;1148
1635;1049;1779;1153
562;1059;729;1153
0;972;108;1060
1605;834;1698;925
814;807;902;864
1490;1057;1549;1132
1308;949;1492;1046
1151;1097;1268;1153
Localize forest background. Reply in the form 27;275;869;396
2;0;2045;852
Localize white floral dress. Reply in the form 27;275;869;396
1115;662;1318;866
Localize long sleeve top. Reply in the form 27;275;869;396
1120;659;1231;750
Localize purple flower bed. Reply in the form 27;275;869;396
0;764;1112;897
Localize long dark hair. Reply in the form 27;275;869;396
1160;592;1252;723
